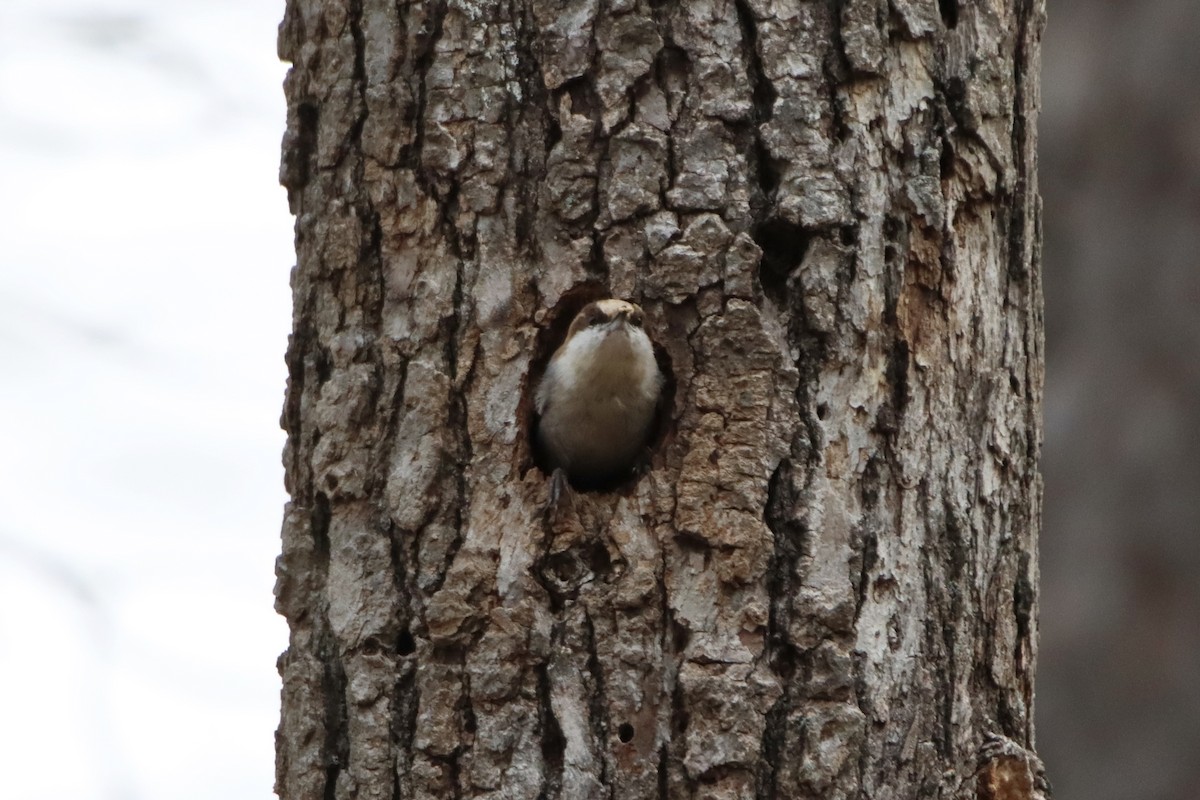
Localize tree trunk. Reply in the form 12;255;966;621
274;1;1047;799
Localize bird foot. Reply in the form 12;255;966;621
545;468;571;514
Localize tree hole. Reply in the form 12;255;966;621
672;620;691;653
754;138;782;198
938;0;959;28
397;630;416;656
561;75;600;121
617;723;635;743
753;217;810;308
545;115;562;152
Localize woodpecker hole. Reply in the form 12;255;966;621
938;0;959;28
397;630;416;656
754;217;810;308
617;723;635;743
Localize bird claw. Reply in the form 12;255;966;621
545;468;571;513
632;449;654;479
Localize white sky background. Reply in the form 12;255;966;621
0;1;292;798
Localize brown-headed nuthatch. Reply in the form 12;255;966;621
535;299;663;497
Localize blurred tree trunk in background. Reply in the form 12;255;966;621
1036;4;1200;798
273;0;1046;798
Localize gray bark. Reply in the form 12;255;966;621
274;1;1047;799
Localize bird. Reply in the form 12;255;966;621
534;298;664;501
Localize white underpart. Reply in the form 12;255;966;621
536;321;662;480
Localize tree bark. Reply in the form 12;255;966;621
274;1;1046;799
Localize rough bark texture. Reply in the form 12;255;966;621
274;1;1046;799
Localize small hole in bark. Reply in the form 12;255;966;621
754;138;781;198
618;723;635;743
886;338;911;417
297;101;318;136
311;492;331;559
883;215;903;242
940;138;956;180
754;217;810;308
672;705;690;735
545;116;562;152
313;345;333;385
541;551;582;593
585;539;612;579
938;0;959;28
672;621;691;653
538;664;565;776
941;78;970;134
655;44;690;83
561;76;599;121
284;102;319;192
397;630;416;656
735;0;775;126
817;402;829;420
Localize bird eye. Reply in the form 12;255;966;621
589;313;606;327
629;312;643;327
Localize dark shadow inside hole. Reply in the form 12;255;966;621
938;0;959;28
545;115;562;151
617;722;635;743
397;630;416;656
754;217;811;308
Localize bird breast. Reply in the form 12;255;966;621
536;326;661;481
